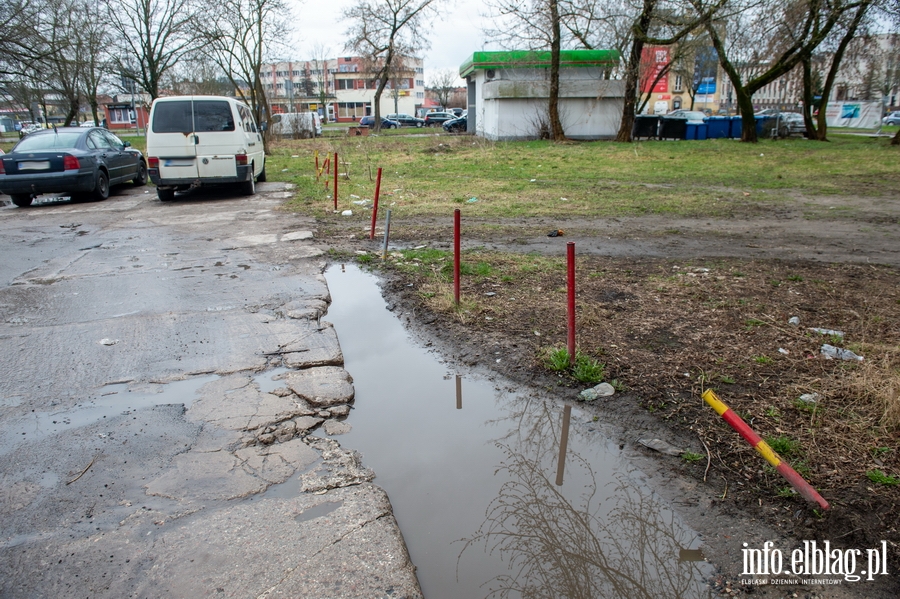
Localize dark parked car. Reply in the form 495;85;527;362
358;115;399;129
450;108;464;117
0;127;146;207
424;111;457;127
386;113;425;127
442;116;467;133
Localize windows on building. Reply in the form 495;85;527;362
337;102;367;118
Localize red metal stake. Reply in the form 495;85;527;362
315;151;319;175
454;209;461;307
333;152;338;210
567;241;576;365
370;167;382;240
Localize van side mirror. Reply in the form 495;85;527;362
259;122;268;132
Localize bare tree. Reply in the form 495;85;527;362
691;0;865;142
800;1;874;141
0;0;50;77
310;43;332;121
428;68;459;109
77;0;113;126
105;0;202;99
200;0;289;151
484;0;566;139
343;0;435;132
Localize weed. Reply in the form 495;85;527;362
609;379;627;392
357;253;373;264
866;470;899;485
793;397;818;414
545;347;571;372
754;355;773;365
765;407;782;419
681;451;703;463
745;318;766;329
769;279;782;287
719;375;736;384
787;275;804;282
572;352;605;384
871;447;893;457
765;435;801;458
776;487;796;498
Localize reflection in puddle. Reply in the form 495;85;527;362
324;264;713;599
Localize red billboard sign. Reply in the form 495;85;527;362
640;47;669;94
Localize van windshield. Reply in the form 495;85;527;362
152;100;235;133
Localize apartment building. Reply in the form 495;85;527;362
261;56;425;122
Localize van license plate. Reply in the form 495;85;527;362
19;161;50;170
164;159;194;167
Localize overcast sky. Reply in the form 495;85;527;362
286;0;500;85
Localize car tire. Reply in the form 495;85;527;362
257;161;267;182
390;124;397;129
157;187;176;201
92;171;110;201
10;194;33;207
416;122;423;128
133;161;147;186
242;169;256;196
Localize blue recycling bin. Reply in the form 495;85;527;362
706;116;729;138
685;123;708;140
729;116;743;138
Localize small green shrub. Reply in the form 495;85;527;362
765;435;801;458
545;347;571;372
866;470;899;485
681;451;703;463
572;353;605;384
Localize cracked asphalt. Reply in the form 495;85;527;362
0;184;422;598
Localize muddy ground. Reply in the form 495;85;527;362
318;204;899;597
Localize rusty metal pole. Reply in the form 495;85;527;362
370;167;382;240
333;152;338;210
567;241;576;365
454;209;461;307
555;404;572;486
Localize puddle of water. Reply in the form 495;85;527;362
252;366;290;394
1;375;218;457
294;500;343;523
324;264;714;599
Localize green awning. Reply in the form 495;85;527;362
460;50;620;78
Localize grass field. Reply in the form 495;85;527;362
268;132;898;220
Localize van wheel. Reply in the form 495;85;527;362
257;162;266;182
242;170;256;196
11;194;33;207
157;187;176;201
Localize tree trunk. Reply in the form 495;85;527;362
892;128;900;146
615;0;655;142
800;56;817;138
814;2;869;141
736;88;758;142
548;0;564;141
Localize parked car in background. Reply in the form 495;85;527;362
775;112;807;137
0;127;146;207
442;116;467;133
386;113;425;127
450;108;464;117
424;111;457;127
883;111;900;126
359;115;399;129
666;110;706;123
20;123;43;136
270;112;321;138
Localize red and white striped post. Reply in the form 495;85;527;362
333;152;338;210
567;241;576;365
702;389;829;510
370;167;382;240
453;208;461;307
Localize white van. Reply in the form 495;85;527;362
146;95;266;201
270;112;321;138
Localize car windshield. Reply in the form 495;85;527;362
14;131;82;151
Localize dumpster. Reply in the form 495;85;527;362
659;117;688;140
685;123;709;140
632;115;659;139
706;116;729;138
729;116;743;138
755;115;777;138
